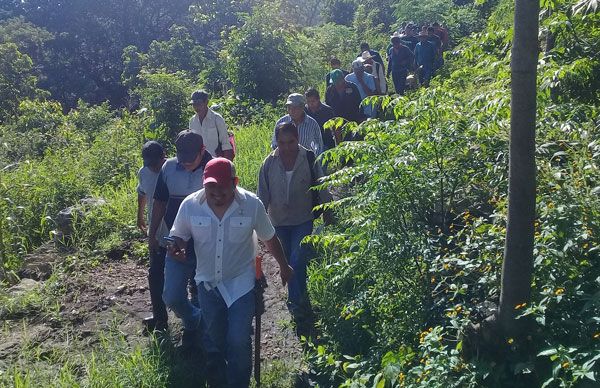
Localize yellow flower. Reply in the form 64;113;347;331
507;338;514;344
555;288;565;296
514;303;527;310
593;333;600;339
561;362;570;369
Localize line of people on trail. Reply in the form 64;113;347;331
137;89;336;387
134;26;449;384
326;21;449;114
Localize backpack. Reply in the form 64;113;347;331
214;113;236;161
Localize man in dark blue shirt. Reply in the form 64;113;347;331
415;33;437;87
387;34;414;95
149;130;212;350
305;88;336;150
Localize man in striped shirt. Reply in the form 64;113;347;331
272;93;324;156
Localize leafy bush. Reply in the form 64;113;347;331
134;71;192;143
0;43;41;122
305;1;600;385
222;6;300;101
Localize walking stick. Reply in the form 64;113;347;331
254;256;268;387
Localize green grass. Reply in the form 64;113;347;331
234;120;274;193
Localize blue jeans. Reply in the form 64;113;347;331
162;244;201;331
199;286;255;388
275;220;314;316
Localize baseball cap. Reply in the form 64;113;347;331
351;58;365;70
175;130;204;164
329;69;344;84
141;141;164;167
189;90;209;105
285;93;306;107
203;157;236;185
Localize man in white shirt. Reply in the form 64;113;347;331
169;157;293;388
188;90;234;160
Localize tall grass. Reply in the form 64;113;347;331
234;121;274;192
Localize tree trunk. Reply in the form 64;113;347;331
498;0;539;337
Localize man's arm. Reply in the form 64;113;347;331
257;161;270;211
255;198;294;285
264;236;294;286
148;199;166;250
137;193;147;235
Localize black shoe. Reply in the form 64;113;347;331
180;328;203;352
142;316;168;336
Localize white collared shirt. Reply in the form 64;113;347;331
189;109;233;156
170;187;275;307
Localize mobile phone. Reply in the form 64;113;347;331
163;236;176;248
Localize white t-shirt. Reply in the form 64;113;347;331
170;187;275;307
189;109;232;156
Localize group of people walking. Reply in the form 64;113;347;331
134;29;449;386
137;89;334;387
326;21;449;120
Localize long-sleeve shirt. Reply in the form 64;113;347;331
415;41;436;67
387;44;414;75
325;82;365;124
257;146;332;227
271;114;324;156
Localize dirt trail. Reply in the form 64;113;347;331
0;241;302;380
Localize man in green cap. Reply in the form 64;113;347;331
324;69;365;142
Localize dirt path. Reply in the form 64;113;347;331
0;241;302;383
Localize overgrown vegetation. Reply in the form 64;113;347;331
305;0;600;386
1;0;599;386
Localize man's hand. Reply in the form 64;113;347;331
279;264;294;286
167;236;188;262
264;235;295;286
137;218;148;235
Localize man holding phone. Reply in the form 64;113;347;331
168;157;293;388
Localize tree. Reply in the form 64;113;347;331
135;71;191;142
322;0;357;26
222;7;300;101
498;0;539;337
0;43;39;122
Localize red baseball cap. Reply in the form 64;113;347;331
203;157;236;185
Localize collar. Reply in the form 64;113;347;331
194;108;214;123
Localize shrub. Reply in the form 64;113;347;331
222;7;300;102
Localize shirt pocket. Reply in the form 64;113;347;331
228;216;252;243
190;216;212;243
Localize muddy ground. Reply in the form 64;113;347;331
0;241;303;385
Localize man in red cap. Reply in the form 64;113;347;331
168;157;294;388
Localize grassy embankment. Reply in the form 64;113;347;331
0;106;299;387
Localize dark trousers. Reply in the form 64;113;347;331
392;68;408;95
148;246;168;324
